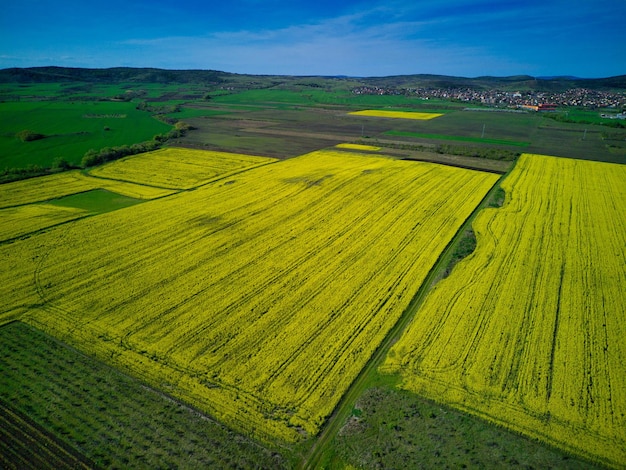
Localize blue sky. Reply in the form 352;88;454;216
1;0;624;77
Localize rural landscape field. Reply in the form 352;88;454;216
1;67;625;469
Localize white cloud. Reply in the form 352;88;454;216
116;12;529;76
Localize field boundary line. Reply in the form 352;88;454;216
300;168;512;469
82;171;180;190
0;215;93;247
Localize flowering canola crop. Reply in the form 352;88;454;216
0;204;89;242
335;143;382;151
0;149;497;442
349;110;443;120
381;154;626;467
88;147;277;189
0;171;175;208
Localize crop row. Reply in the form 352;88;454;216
0;149;498;442
382;154;626;467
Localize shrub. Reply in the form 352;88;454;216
16;129;45;142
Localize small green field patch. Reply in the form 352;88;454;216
48;189;144;214
386;130;530;147
168;107;232;119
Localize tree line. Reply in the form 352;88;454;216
80;121;193;167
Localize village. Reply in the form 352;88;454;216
352;84;626;111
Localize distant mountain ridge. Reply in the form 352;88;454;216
0;66;624;91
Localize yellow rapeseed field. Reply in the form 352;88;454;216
88;147;277;189
381;154;626;467
349;110;443;120
0;204;89;242
0;171;175;208
335;143;382;151
0;149;497;442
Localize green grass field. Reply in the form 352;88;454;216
48;189;144;214
0;101;172;168
386;130;530;146
209;87;466;110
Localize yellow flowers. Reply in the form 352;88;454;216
381;154;626;467
0;204;88;242
0;171;174;208
335;143;381;151
0;149;497;443
349;110;443;120
88;147;277;190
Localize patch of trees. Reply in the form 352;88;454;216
1;158;74;184
111;89;147;101
135;101;184;125
1;165;49;183
443;229;477;278
136;101;180;115
16;129;46;142
435;144;519;161
81;141;160;167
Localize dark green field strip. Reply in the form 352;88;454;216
401;157;507;174
167;107;233;119
0;321;287;469
0;401;94;470
48;189;144;213
386;130;530;147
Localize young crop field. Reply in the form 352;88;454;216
0;101;172;168
349;110;443;120
385;130;530;147
0;149;498;443
88;147;278;189
381;154;626;467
